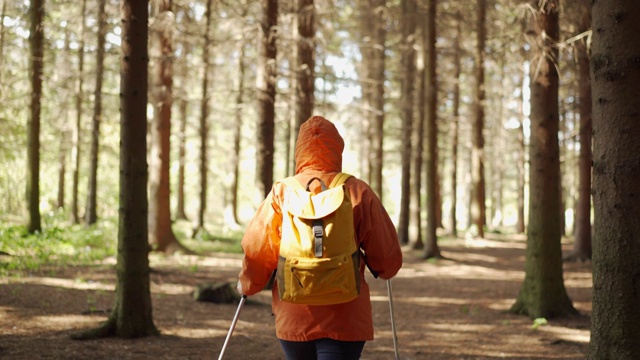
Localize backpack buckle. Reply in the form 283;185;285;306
313;222;323;257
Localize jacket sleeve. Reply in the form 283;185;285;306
351;180;403;280
238;189;283;296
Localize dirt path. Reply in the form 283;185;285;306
0;236;592;359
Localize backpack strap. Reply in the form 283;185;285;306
282;176;306;191
329;172;352;188
283;174;350;191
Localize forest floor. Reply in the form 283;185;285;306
0;234;592;360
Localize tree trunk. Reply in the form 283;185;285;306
193;0;213;237
285;0;297;177
566;5;592;262
256;0;277;198
409;7;426;250
490;55;506;230
294;0;314;142
355;0;370;183
175;39;190;221
397;0;417;245
511;0;577;319
422;0;440;260
469;0;487;239
449;12;462;238
587;1;640;358
26;0;45;234
230;36;247;225
355;0;385;196
148;0;190;254
516;64;526;234
57;25;72;210
73;0;158;340
85;0;107;226
174;7;192;222
369;0;386;201
71;0;87;225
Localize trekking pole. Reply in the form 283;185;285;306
387;279;400;360
217;295;247;360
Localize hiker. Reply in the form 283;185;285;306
237;115;403;360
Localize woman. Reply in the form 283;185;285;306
238;116;403;360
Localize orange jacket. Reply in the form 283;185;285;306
238;116;403;341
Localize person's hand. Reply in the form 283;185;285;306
237;280;244;295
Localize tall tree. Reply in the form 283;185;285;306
588;1;640;358
193;0;214;237
469;0;487;238
230;26;248;225
566;3;592;261
397;0;417;245
256;0;278;198
71;0;88;224
26;0;45;234
56;25;72;210
294;0;314;135
409;3;427;249
73;0;157;340
85;0;107;225
449;12;462;238
148;0;190;253
368;0;386;200
511;0;577;319
355;0;386;197
515;70;526;234
422;0;441;259
175;37;190;222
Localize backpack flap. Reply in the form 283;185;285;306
285;186;345;220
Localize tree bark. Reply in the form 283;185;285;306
193;0;213;237
369;0;386;201
449;12;462;238
355;0;385;196
71;0;87;225
175;37;190;221
85;0;107;226
516;65;526;234
397;0;417;245
511;0;577;319
230;35;247;225
294;0;314;139
26;0;45;234
469;0;487;239
256;0;278;198
566;4;592;262
148;0;190;254
489;55;506;231
57;25;72;210
587;0;640;358
409;5;427;250
73;0;158;340
422;0;440;260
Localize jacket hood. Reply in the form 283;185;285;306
294;116;344;174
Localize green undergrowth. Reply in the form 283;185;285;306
172;219;244;255
0;214;245;277
0;213;117;277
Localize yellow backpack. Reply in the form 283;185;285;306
276;173;361;305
